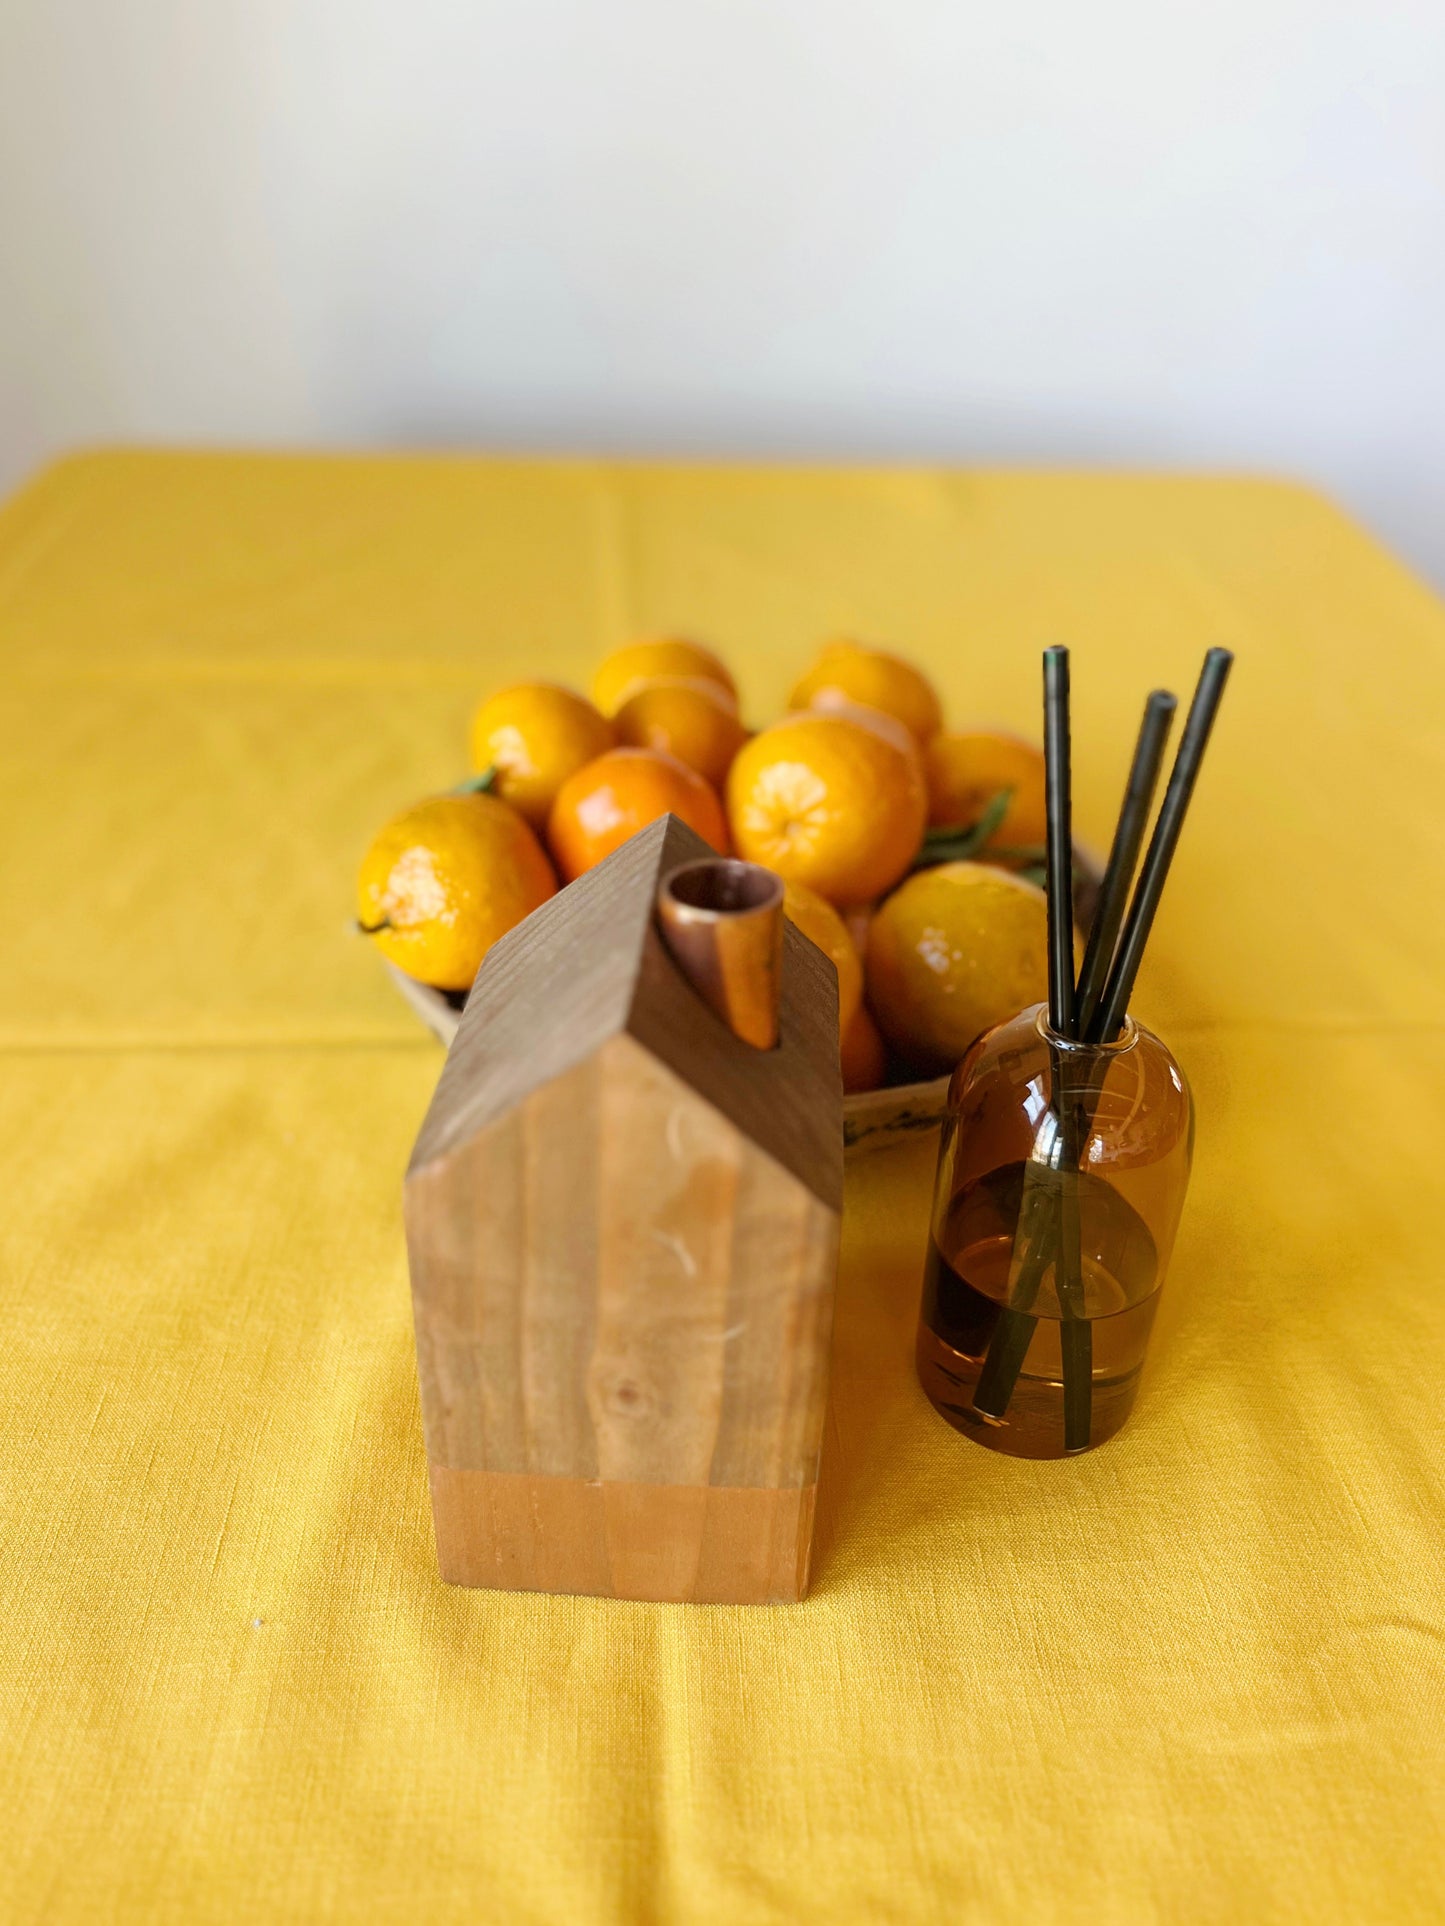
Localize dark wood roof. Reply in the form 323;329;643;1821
409;813;842;1210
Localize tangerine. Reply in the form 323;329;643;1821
726;711;927;907
548;747;729;880
924;731;1048;850
613;676;748;787
593;638;736;716
789;640;943;743
840;1002;888;1093
782;879;863;1037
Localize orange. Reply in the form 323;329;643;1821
469;681;614;829
726;711;927;908
842;904;873;958
840;1002;888;1093
924;731;1048;850
865;862;1048;1075
612;676;748;787
789;640;943;743
357;792;556;990
593;638;737;716
782;880;863;1037
806;698;921;760
548;747;729;880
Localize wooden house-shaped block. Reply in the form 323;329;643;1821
404;814;843;1605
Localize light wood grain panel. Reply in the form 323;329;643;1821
590;1035;739;1491
408;1055;606;1479
430;1469;816;1604
407;1101;527;1476
709;1169;839;1493
520;1058;602;1478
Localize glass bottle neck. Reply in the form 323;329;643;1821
1034;1007;1140;1058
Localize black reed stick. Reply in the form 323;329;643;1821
970;1046;1098;1437
970;1168;1058;1419
1074;690;1177;1038
1086;649;1234;1044
1041;647;1091;1442
1043;647;1076;1039
1056;1145;1092;1451
971;648;1093;1443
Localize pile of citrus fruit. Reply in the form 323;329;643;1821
357;637;1052;1090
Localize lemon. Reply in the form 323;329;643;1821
865;862;1048;1074
469;682;613;829
358;792;556;990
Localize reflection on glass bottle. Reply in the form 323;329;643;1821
917;1002;1193;1458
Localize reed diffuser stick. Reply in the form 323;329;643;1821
1043;647;1076;1040
972;650;1085;1429
1087;649;1234;1044
1074;690;1177;1038
1040;648;1093;1446
969;1179;1057;1418
1055;1126;1091;1451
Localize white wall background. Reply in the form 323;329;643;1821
2;0;1443;580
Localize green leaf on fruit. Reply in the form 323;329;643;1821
914;787;1014;868
454;766;499;795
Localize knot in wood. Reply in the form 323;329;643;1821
598;1373;656;1421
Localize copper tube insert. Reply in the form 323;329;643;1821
657;859;784;1050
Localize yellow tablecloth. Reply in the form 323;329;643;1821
3;451;1443;1924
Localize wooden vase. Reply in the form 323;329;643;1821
403;815;845;1605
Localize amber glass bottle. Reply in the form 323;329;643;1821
917;1001;1193;1457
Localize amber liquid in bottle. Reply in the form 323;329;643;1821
917;1161;1162;1458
